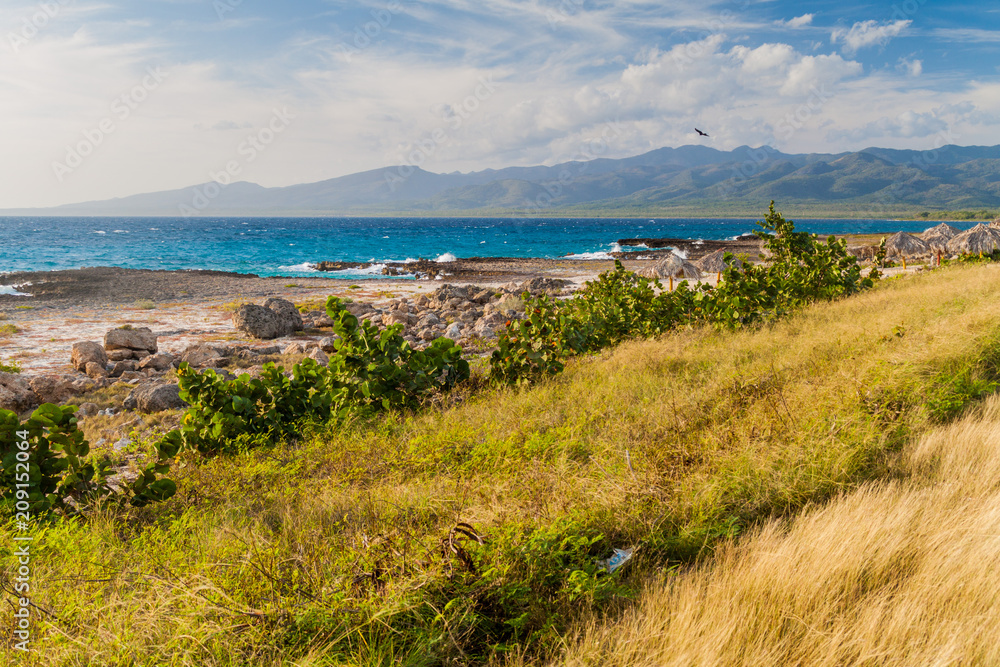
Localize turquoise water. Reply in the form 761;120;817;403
0;216;951;279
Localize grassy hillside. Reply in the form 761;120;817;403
6;262;1000;665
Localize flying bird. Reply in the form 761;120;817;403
695;128;709;137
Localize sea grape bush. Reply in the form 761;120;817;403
170;295;470;453
0;404;176;515
490;202;881;384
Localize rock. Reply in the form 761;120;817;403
313;314;335;328
419;329;438;341
117;371;146;382
232;304;282;339
283;342;306;355
71;341;108;372
415;295;429;307
107;349;140;362
232;298;304;339
0;373;36;413
306;348;329;366
417;313;441;327
85;362;108;379
180;345;224;368
77;402;100;417
138;353;175;372
444;323;463;340
345;302;375;316
122;383;187;413
108;360;136;378
263;297;304;333
383;311;411;328
257;345;282;355
517;277;570;295
28;375;73;405
319;336;340;353
104;326;158;356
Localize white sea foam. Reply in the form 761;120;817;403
0;285;32;297
280;262;318;273
563;243;623;260
113;230;128;233
435;252;458;263
94;230;106;234
671;247;688;259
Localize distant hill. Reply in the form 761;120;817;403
6;144;1000;217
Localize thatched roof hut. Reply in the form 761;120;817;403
945;223;1000;254
638;253;703;280
921;223;960;251
990;218;1000;230
885;231;930;258
695;249;743;273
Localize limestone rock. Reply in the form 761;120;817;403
180;345;224;368
71;341;108;372
306;348;329;366
108;360;137;378
28;375;73;405
232;298;303;339
444;323;463;340
139;353;176;372
122;383;187;413
263;297;304;333
319;336;340;353
85;362;108;379
107;349;140;362
77;402;100;417
0;373;36;413
104;326;157;356
282;342;306;355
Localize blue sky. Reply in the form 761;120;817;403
1;0;999;207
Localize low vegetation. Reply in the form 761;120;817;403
3;204;1000;664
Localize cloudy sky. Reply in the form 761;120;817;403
1;0;999;208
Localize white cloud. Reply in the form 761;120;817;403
780;14;813;29
831;19;911;54
898;58;922;77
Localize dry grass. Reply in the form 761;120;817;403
552;390;1000;666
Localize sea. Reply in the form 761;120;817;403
0;216;955;283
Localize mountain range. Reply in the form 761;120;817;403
8;144;1000;217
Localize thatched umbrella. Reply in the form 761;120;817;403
638;253;703;280
695;249;743;273
884;231;930;258
945;223;1000;254
990;218;1000;230
921;222;960;251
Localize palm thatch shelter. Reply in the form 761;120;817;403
638;253;703;280
945;223;1000;254
921;223;960;251
990;218;1000;230
885;231;930;258
696;249;743;273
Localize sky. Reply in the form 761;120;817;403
1;0;999;208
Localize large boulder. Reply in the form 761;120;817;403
71;341;108;372
232;298;304;339
263;298;304;334
179;345;225;368
104;327;158;357
0;373;36;413
122;383;187;413
28;375;74;405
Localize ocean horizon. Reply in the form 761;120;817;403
1;216;958;279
